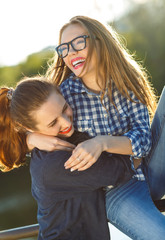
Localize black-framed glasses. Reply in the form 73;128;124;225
56;35;89;58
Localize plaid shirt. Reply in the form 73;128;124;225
60;74;152;181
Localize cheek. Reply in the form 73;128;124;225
80;48;88;60
41;125;60;136
50;125;60;135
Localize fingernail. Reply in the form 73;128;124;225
70;168;74;172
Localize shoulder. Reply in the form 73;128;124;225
60;73;75;92
30;149;73;188
31;148;47;168
111;82;139;103
31;148;72;172
30;149;65;178
30;149;48;186
60;73;84;96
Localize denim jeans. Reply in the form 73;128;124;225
146;86;165;200
106;86;165;240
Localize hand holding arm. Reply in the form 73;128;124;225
64;137;104;171
64;135;133;171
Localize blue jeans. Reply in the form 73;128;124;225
106;86;165;240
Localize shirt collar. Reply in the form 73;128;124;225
68;74;87;94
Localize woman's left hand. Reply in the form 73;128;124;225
64;137;104;171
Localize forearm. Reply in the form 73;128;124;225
25;132;75;152
39;149;133;191
96;135;133;156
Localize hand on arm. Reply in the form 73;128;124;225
64;137;104;171
26;132;75;152
64;135;133;171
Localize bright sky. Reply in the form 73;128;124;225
0;0;130;66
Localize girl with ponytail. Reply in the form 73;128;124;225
0;77;75;172
0;76;135;239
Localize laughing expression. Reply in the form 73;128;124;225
61;23;96;81
32;91;74;138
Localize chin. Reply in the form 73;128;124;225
66;128;74;137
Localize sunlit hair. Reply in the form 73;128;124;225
46;15;157;120
0;76;60;172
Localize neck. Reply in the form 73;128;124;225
82;74;104;94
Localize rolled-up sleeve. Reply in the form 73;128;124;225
123;93;152;158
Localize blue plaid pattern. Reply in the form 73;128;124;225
60;74;152;180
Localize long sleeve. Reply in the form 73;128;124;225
123;92;152;158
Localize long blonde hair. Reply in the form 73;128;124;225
46;15;157;120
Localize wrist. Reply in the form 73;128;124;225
95;135;108;152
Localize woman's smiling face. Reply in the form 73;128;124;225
31;91;74;138
60;23;97;81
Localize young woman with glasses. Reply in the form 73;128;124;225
0;77;135;239
27;16;165;239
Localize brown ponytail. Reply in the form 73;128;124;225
0;88;28;172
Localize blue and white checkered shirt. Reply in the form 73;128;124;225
60;74;152;181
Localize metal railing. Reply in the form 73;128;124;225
0;224;39;240
0;199;164;239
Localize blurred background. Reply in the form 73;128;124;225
0;0;164;239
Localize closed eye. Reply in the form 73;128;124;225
49;119;57;128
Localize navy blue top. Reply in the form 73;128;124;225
30;131;133;240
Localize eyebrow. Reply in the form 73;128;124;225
47;102;68;128
61;33;87;44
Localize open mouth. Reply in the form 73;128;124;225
71;57;85;69
59;125;72;135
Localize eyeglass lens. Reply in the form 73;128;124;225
57;36;88;58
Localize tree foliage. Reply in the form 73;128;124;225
0;49;54;87
112;0;165;95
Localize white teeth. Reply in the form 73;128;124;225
72;59;85;67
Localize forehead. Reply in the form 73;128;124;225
61;23;87;43
36;92;65;119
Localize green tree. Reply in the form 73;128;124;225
113;0;165;95
0;48;54;87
